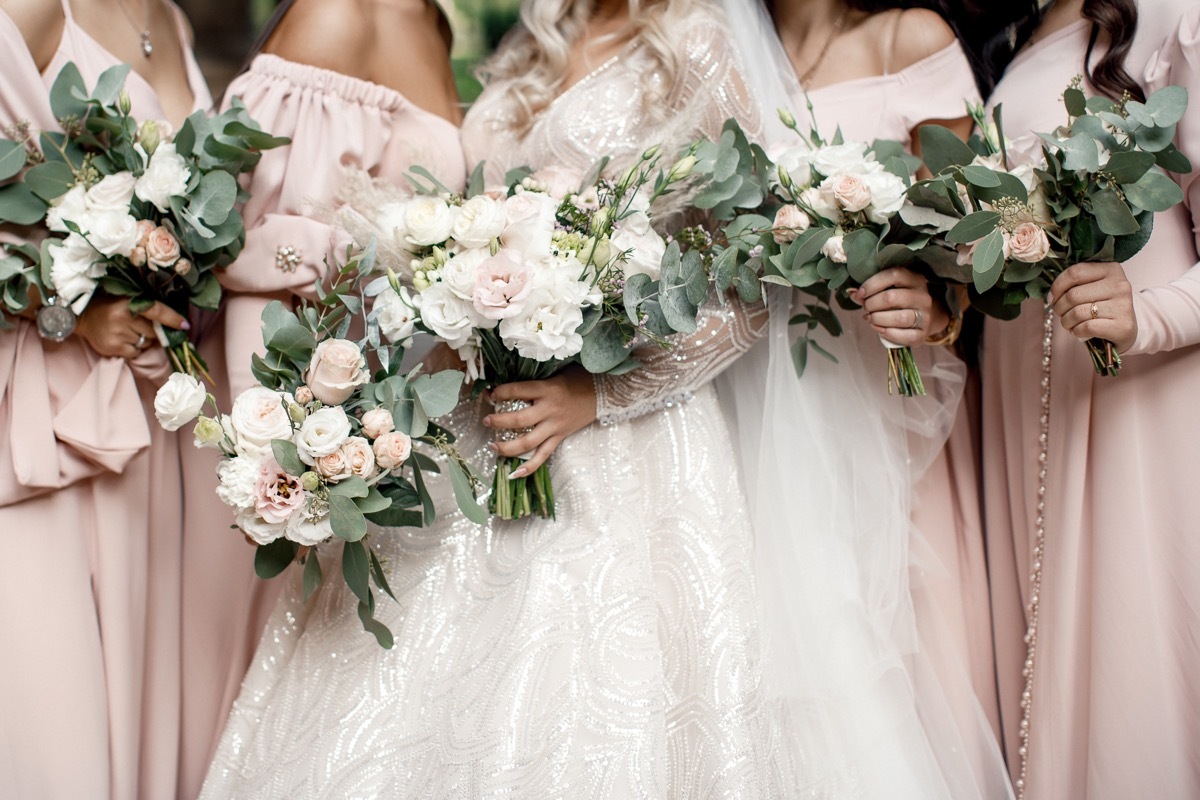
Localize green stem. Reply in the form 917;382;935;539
886;345;926;397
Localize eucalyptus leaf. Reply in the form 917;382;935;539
961;165;1002;188
410;369;464;419
947;210;1001;245
971;228;1006;293
0;184;47;226
341;540;371;603
24;161;75;203
254;537;297;580
329;476;370;499
302;551;323;602
1122;169;1184;213
186;170;238;227
355;487;392;515
1103;151;1156;184
1090;188;1140;236
918;125;977;173
844;228;879;284
448;459;486;525
90;64;131;107
580;319;630;373
0;140;27;183
49;62;88;121
271;439;305;476
329;495;368;542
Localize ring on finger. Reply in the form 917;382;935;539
1090;303;1100;320
493;399;535;441
136;333;149;350
908;308;923;330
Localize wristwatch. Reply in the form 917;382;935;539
36;297;77;342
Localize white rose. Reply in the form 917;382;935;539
376;201;413;250
610;225;666;280
229;387;295;459
285;505;334;546
822;234;848;264
49;233;103;313
154;372;207;431
416;282;486;348
771;144;814;188
295;406;352;465
812;142;871;177
46;184;88;233
502;192;558;261
404;196;455;246
135;142;191;212
863;170;908;224
216;456;260;510
799;186;840;222
451;195;506;248
439;247;489;301
84;209;139;257
373;286;418;346
235;508;286;546
1010;164;1052;225
85;172;137;213
498;292;585;362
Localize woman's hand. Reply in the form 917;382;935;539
483;366;598;478
75;298;188;360
1048;262;1137;353
850;267;949;346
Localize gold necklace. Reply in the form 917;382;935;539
796;8;849;88
114;0;154;58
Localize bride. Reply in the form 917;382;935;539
201;0;1007;797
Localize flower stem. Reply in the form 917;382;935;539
886;345;926;397
1086;337;1121;377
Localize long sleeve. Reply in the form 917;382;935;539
1130;7;1200;356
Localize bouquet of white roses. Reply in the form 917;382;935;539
154;247;480;647
904;82;1190;376
0;62;287;378
689;113;926;394
346;147;708;520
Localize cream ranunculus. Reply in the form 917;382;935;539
236;509;286;546
285;505;334;546
85;172;137;213
1008;222;1051;263
360;408;394;439
229;387;295;459
295;406;352;465
135;142;191;212
85;210;140;257
403;196;455;247
451;194;506;248
438;247;489;301
46;184;88;233
772;204;811;244
341;436;376;480
304;338;370;406
154;373;207;431
376;201;413;251
822;234;848;264
373;431;412;470
771;144;814;189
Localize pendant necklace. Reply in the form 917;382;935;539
797;8;849;88
115;0;154;57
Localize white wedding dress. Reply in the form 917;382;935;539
200;12;788;799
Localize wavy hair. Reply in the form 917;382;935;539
1082;0;1145;102
479;0;712;132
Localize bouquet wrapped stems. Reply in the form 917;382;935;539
1086;337;1121;377
883;341;925;397
491;456;555;521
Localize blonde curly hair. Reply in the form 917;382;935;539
479;0;715;132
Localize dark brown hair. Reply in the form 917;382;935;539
1082;0;1145;102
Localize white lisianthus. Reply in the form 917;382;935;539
771;144;814;189
451;195;506;248
85;172;137;213
417;281;489;347
439;247;489;301
286;505;334;546
154;373;207;431
862;170;908;224
46;184;88;233
84;209;140;257
812;142;871;177
49;233;104;312
498;292;585;362
216;456;260;510
373;286;418;346
295;406;352;465
610;225;666;280
799;186;841;222
404;196;455;246
502;192;558;261
229;387;295;458
235;509;285;546
135;142;191;212
822;233;848;264
193;415;225;449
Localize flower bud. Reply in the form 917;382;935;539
667;155;697;183
173;258;192;277
300;471;321;492
386;267;403;295
777;165;793;192
118;91;132;115
413;270;432;292
192;416;224;449
616;164;639;193
295;385;314;405
777;107;797;130
129;246;148;268
590;206;613;235
288;402;308;424
138;120;162;155
641;144;661;161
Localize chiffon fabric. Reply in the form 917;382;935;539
174;52;466;799
200;14;792;798
0;3;210;799
983;3;1200;797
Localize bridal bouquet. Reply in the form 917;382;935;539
0;62;286;378
346;147;708;520
904;82;1190;375
154;247;480;647
689;112;926;394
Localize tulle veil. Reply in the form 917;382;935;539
712;1;1015;796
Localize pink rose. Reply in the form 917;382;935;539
129;246;147;267
1008;222;1051;264
134;219;155;248
305;339;370;406
373;431;412;470
360;407;394;439
254;459;305;524
295;385;314;405
473;249;533;320
530;165;584;199
314;448;352;482
772;204;811;244
828;173;873;213
173;258;192;277
341;436;376;480
145;226;181;270
821;234;848;264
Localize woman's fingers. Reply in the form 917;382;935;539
484;402;543;431
857;267;922;300
1047;262;1111;304
491;423;549;459
1051;280;1110;319
872;325;926;347
510;436;561;478
864;307;923;331
139;301;189;331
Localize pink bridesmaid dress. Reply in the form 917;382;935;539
803;34;1004;757
0;3;211;799
176;49;466;798
983;2;1200;797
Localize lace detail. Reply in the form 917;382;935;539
595;296;769;425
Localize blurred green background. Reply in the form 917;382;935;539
177;0;521;102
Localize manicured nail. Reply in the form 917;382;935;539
482;416;493;427
487;442;498;453
509;467;526;479
181;320;191;331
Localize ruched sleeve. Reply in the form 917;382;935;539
1130;7;1200;356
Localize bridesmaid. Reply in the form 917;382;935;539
176;0;464;796
978;0;1200;797
0;2;206;798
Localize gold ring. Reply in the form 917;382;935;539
1090;303;1100;320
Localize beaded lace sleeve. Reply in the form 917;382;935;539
594;20;768;426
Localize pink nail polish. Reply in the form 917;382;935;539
181;320;191;331
488;443;498;453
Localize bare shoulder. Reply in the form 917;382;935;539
887;8;959;72
263;0;375;77
0;0;64;68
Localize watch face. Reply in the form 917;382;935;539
37;304;76;342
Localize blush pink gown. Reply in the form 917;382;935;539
175;50;467;799
0;3;210;799
804;37;1004;756
983;3;1200;797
